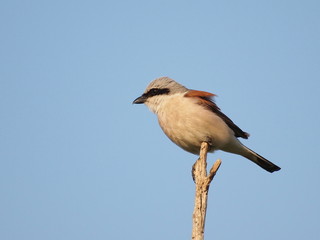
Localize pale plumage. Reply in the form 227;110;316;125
133;77;280;173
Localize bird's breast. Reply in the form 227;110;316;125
157;96;234;154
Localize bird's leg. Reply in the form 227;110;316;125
204;136;214;152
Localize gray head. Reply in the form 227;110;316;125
133;77;188;105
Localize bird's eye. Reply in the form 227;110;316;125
147;88;160;96
151;89;159;94
146;88;170;97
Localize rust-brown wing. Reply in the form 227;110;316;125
185;90;249;139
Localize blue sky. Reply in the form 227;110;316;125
1;0;320;239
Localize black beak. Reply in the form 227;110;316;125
132;95;146;104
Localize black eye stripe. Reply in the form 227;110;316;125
144;88;170;98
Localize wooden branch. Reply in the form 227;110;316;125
191;142;222;240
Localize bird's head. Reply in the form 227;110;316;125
133;77;188;113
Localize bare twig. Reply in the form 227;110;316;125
191;142;221;240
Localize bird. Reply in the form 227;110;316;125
133;77;281;173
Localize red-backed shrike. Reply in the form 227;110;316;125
133;77;280;173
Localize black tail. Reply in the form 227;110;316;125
242;145;281;173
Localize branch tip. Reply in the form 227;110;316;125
208;159;222;181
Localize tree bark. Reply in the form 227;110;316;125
191;142;221;240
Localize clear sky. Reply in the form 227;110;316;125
1;0;320;239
